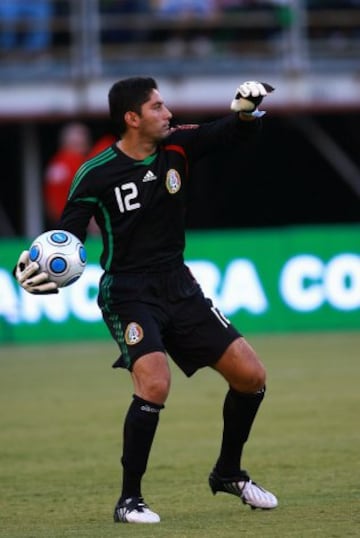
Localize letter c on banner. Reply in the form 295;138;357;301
280;255;325;312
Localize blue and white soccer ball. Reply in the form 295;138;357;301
28;230;87;288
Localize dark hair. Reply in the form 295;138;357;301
108;77;158;137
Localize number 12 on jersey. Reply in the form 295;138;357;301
115;183;141;213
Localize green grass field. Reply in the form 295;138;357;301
0;332;359;538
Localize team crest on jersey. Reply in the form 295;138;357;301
125;322;144;345
165;169;181;194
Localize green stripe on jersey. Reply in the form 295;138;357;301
134;153;158;166
68;147;116;199
72;196;114;271
98;201;114;271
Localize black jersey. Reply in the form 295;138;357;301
59;114;260;272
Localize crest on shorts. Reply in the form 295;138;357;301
125;322;144;345
165;169;181;194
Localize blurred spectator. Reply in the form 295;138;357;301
307;1;357;6
0;0;53;55
215;0;278;51
100;0;151;44
155;0;217;15
43;123;91;226
153;0;218;56
216;1;253;9
262;1;294;31
306;0;359;51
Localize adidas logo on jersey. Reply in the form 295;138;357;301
142;170;157;182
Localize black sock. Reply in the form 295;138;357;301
215;386;265;477
120;395;164;501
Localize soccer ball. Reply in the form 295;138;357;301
28;230;87;288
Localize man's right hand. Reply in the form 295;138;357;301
14;250;59;294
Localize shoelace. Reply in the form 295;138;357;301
135;501;148;512
119;497;149;513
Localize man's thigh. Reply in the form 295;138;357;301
102;301;167;370
165;292;241;377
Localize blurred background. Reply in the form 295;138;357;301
0;0;359;237
1;0;359;343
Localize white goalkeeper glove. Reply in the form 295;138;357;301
14;250;59;294
231;81;274;118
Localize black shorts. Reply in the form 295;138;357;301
98;264;241;377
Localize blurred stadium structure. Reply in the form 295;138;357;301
0;0;360;237
1;1;360;116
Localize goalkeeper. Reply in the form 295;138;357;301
15;77;277;523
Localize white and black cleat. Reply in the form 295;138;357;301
113;496;160;524
209;468;278;510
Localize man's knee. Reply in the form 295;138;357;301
132;352;171;404
143;376;171;403
238;362;266;393
215;337;267;393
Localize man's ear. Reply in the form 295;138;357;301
124;110;140;128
